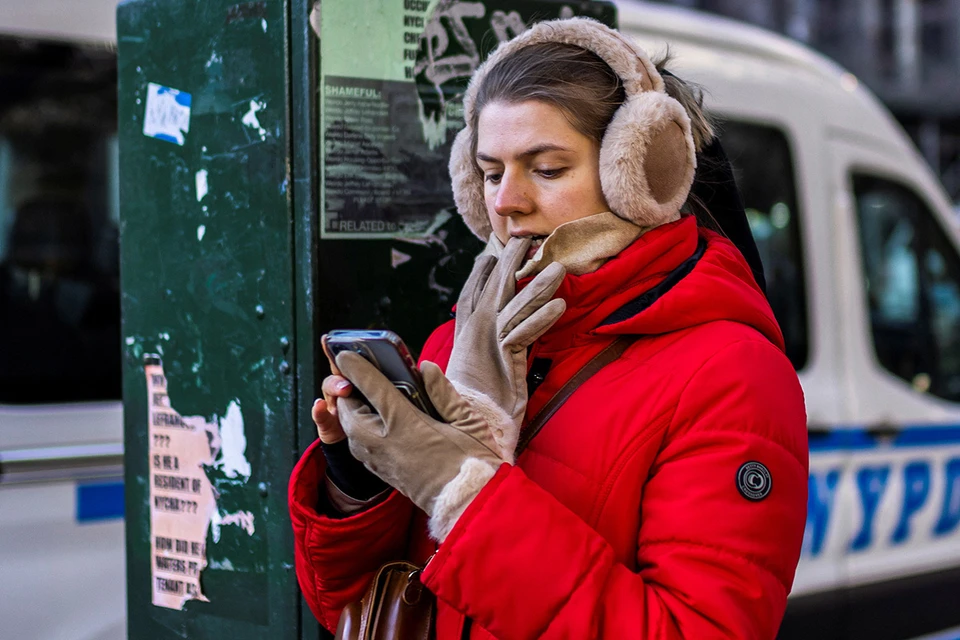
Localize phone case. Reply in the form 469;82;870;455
324;330;441;420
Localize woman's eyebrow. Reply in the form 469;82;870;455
476;143;573;163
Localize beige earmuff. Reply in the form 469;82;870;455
448;17;697;240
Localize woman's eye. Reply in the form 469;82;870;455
537;168;565;179
484;173;502;184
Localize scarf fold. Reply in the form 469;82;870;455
484;212;646;280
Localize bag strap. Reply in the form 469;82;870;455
515;335;636;456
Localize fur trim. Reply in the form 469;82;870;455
448;126;488;240
448;16;696;240
429;457;497;542
599;92;694;227
452;381;518;464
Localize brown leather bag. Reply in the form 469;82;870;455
335;560;435;640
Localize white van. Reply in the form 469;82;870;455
3;1;959;639
624;3;960;638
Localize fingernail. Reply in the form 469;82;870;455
335;380;351;392
313;398;322;407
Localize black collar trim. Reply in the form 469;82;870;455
598;237;707;328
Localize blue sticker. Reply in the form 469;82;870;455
77;481;125;522
143;82;192;145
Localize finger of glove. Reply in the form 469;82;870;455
456;254;497;320
338;397;402;491
419;361;468;424
335;351;418;428
502;298;567;351
421;362;502;460
478;236;529;312
337;395;385;443
498;262;566;338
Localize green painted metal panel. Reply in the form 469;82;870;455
118;0;299;636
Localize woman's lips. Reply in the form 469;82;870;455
524;236;546;261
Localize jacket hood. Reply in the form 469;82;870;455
531;215;784;353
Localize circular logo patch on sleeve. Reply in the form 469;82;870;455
737;461;772;501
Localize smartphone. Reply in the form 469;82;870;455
323;329;441;420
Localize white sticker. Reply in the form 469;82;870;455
211;509;256;543
217;401;252;480
143;83;192;146
241;100;267;141
195;169;208;202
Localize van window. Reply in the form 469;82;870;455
0;37;120;404
719;121;808;370
853;174;960;401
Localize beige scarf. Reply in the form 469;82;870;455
485;211;646;279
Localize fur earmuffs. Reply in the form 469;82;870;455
449;17;697;240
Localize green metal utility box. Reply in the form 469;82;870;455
118;1;614;637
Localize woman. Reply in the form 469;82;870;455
289;17;808;639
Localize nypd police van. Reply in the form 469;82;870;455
624;4;960;639
2;1;960;639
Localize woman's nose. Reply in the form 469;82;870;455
493;172;532;217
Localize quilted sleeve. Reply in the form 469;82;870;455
288;439;414;632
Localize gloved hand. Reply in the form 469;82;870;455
335;350;504;541
445;236;567;461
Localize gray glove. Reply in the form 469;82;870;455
445;236;567;461
335;350;503;541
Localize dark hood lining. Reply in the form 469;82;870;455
598;237;707;328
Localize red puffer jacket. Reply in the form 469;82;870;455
289;215;808;639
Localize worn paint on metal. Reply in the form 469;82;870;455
118;0;295;635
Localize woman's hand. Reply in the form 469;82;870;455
445;237;566;461
314;336;353;444
313;378;352;444
334;350;503;540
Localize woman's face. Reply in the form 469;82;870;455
476;100;610;253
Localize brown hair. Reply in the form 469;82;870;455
469;43;715;163
470;42;625;162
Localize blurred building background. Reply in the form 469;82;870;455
654;0;960;205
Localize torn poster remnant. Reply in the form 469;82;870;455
146;356;215;609
145;355;254;610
